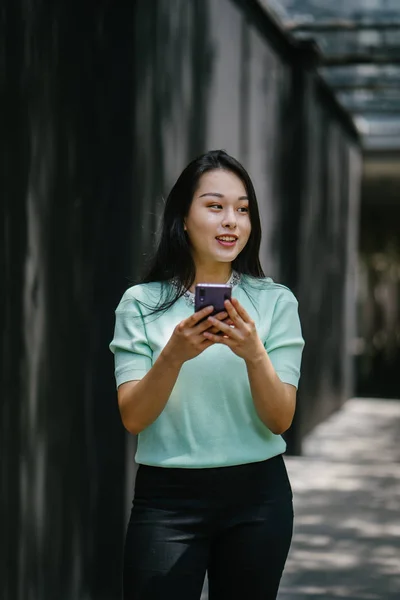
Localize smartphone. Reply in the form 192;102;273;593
194;283;232;317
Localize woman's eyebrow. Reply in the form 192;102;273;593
199;192;249;200
199;192;223;198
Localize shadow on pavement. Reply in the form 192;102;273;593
280;398;400;600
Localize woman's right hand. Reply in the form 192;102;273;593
162;305;228;365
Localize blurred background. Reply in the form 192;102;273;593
1;0;399;598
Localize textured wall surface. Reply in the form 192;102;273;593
295;80;362;438
1;1;134;599
132;0;295;280
131;0;362;450
1;0;361;598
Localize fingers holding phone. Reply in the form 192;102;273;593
162;305;218;365
161;283;235;366
197;310;229;335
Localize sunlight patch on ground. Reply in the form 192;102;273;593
279;398;400;600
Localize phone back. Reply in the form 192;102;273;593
195;283;232;316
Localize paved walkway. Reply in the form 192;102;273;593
201;398;400;599
279;398;400;600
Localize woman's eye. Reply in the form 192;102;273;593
208;204;249;214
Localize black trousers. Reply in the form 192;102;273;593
123;454;293;600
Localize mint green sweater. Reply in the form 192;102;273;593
109;276;305;468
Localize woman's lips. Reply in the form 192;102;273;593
215;238;237;247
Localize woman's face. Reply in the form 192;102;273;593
184;169;252;267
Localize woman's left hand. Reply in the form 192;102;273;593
203;298;265;362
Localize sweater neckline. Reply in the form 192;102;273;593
171;271;241;307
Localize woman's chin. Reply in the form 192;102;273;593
212;252;238;264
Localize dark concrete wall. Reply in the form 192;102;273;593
0;0;361;598
130;0;362;450
1;1;134;598
295;79;362;439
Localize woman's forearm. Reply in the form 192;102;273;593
245;345;296;435
118;351;183;434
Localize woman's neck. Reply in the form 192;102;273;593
189;265;233;293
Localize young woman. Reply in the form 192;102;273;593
110;149;305;600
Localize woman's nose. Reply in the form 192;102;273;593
221;211;237;228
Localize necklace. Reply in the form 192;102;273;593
171;271;241;307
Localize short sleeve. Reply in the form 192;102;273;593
264;299;305;388
109;292;153;388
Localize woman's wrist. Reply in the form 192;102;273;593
244;341;267;367
160;346;185;370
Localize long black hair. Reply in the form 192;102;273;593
138;149;266;315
